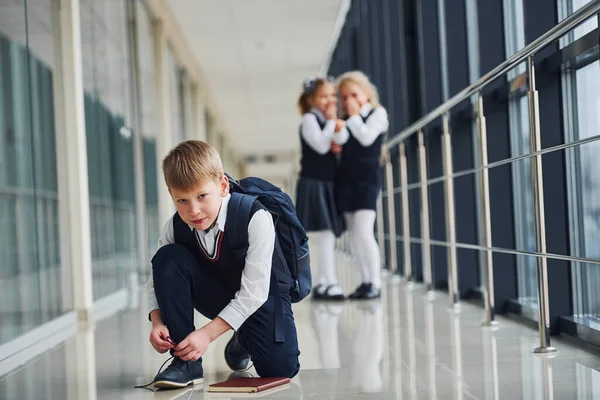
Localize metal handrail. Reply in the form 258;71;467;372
378;0;600;355
385;235;600;266
382;132;600;195
386;0;600;148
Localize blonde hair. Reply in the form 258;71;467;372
297;78;333;115
336;71;380;107
162;140;224;191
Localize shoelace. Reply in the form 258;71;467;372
134;336;177;390
134;356;174;390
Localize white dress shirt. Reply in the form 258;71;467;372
300;108;337;155
146;193;276;331
336;104;389;147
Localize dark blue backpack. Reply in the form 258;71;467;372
226;174;311;303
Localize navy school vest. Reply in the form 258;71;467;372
338;108;383;184
172;195;292;342
299;113;337;181
172;199;293;295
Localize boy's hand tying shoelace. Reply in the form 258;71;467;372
173;328;212;361
149;324;175;354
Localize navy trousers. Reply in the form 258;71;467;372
152;244;300;378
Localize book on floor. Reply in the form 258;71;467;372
208;377;291;393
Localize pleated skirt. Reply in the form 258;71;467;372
295;176;344;237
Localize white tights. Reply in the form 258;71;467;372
308;230;338;287
344;210;381;288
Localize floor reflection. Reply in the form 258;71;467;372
3;281;600;399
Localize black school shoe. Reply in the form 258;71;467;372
357;283;381;300
348;283;381;300
316;284;346;301
153;357;204;389
348;283;370;299
224;332;253;371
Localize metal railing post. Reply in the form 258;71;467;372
418;130;434;297
376;193;387;274
528;56;557;354
476;92;498;327
385;155;400;280
442;113;460;309
400;143;413;285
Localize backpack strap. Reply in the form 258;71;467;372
227;173;245;193
227;192;286;343
226;192;256;251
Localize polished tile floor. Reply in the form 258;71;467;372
2;281;600;399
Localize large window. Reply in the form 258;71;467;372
569;63;600;315
561;0;598;44
80;0;137;300
561;0;600;316
503;0;537;305
168;47;187;145
465;0;485;288
180;69;195;141
0;0;64;344
559;0;600;317
134;0;160;256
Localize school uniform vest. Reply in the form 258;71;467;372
171;199;292;295
299;113;337;181
338;108;382;185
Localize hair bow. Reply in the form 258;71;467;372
302;77;317;93
302;75;335;93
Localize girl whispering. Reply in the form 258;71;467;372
335;71;389;300
295;77;346;301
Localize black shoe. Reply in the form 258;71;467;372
224;332;253;372
356;283;381;300
348;283;369;299
153;357;203;389
316;284;345;301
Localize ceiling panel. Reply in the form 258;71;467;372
167;0;344;179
